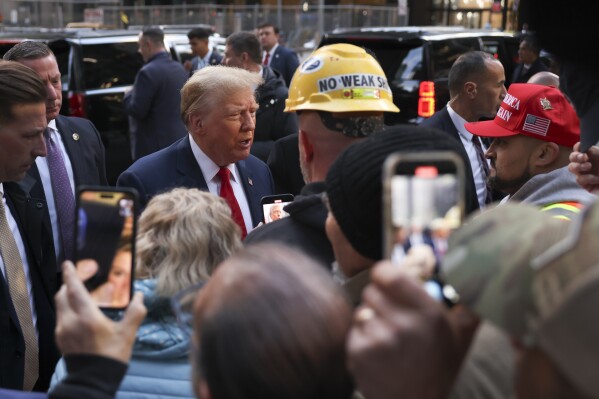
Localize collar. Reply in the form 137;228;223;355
48;119;57;131
447;104;475;142
201;50;213;63
147;51;169;63
266;43;279;56
188;134;239;184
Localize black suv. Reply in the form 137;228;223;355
0;28;224;183
319;26;519;125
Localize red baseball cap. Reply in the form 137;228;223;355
465;83;580;148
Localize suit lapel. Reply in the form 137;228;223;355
440;108;461;142
174;137;209;190
236;159;260;226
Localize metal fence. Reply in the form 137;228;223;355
106;4;402;55
1;3;402;57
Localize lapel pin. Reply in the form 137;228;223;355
248;178;253;186
72;133;80;141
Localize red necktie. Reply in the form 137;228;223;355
263;52;270;66
218;167;247;239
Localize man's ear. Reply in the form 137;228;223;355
465;82;478;99
535;142;560;166
189;113;204;135
298;130;314;163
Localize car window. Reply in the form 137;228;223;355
430;38;479;80
81;42;142;90
392;46;424;93
174;43;193;63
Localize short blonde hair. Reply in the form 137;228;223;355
136;188;242;296
180;65;263;128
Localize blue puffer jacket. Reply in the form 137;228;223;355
50;279;194;399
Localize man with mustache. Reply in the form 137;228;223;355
465;83;595;220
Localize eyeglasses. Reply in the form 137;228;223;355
170;281;206;336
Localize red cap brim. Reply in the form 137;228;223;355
464;120;519;138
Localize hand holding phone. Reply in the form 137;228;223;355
75;187;138;310
383;151;466;263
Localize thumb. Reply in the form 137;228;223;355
120;292;147;332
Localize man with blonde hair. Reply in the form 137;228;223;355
117;66;274;238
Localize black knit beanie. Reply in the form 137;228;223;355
325;125;470;261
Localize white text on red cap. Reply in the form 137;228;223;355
497;93;521;123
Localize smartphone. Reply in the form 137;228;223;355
382;151;466;263
74;186;138;310
261;194;294;223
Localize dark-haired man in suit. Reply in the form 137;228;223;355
420;51;507;213
0;61;59;392
4;41;108;265
184;27;222;75
258;23;299;88
125;27;189;160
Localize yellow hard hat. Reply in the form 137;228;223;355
285;43;399;113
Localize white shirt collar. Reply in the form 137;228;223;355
188;134;239;184
446;104;474;142
201;50;213;64
266;43;279;56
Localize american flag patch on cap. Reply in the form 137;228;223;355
523;114;551;136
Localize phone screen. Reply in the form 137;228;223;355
75;187;137;309
261;194;294;223
383;152;465;263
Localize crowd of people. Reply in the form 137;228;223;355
2;1;599;397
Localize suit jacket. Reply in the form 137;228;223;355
31;115;108;187
419;108;480;215
116;136;275;227
510;57;548;85
0;177;59;391
252;66;298;162
28;115;108;263
267;133;305;196
124;52;189;160
190;51;223;74
269;45;300;88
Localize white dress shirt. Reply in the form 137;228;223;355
188;134;253;233
447;105;489;209
0;183;38;336
35;119;76;261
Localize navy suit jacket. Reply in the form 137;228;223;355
190;51;223;74
28;115;108;263
267;133;305;196
419;108;480;215
269;45;300;88
30;115;108;187
124;52;189;160
1;177;59;391
510;57;548;85
116;136;275;227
